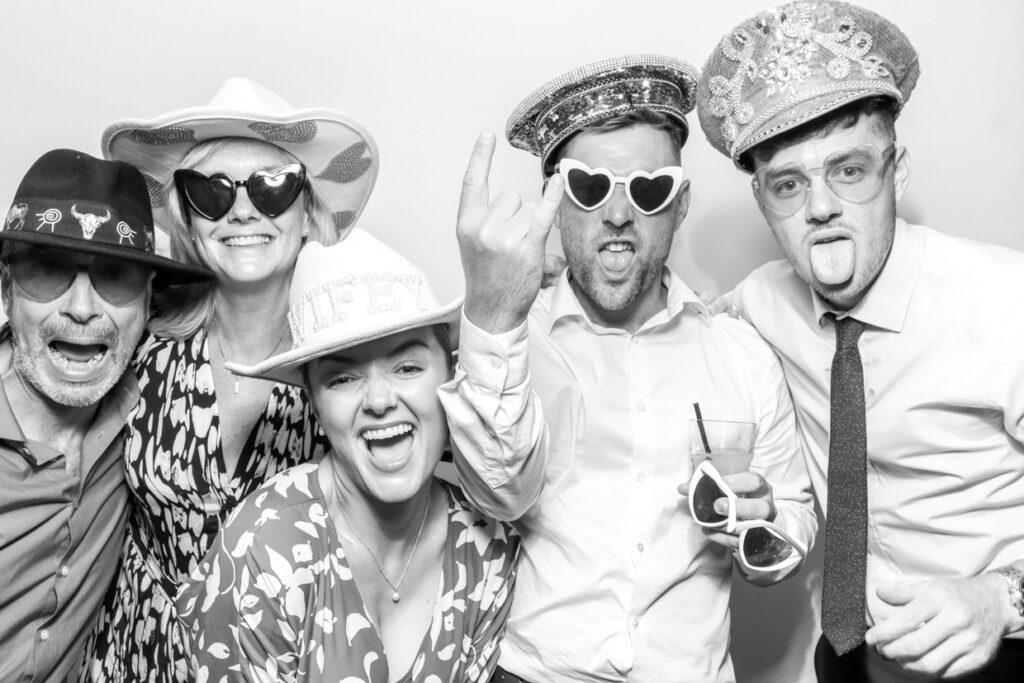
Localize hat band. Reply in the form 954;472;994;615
4;197;154;251
288;272;431;345
535;79;687;161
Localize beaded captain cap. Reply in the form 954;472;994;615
697;0;919;171
506;55;699;173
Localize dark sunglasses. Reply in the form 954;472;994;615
7;246;151;306
687;460;806;572
174;163;307;221
556;158;684;215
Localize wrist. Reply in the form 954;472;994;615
988;565;1024;634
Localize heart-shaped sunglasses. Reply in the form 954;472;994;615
174;163;307;221
556;158;684;215
688;459;807;573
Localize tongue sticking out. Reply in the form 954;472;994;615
599;246;632;273
51;341;105;362
810;239;855;286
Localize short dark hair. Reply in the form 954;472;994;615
545;108;687;177
744;96;898;171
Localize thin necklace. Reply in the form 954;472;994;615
331;463;430;603
211;325;289;393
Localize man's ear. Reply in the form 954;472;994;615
674;179;692;232
893;146;911;203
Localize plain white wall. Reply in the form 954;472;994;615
3;2;1022;681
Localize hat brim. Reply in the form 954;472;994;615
226;297;463;387
0;230;212;285
102;106;379;236
731;86;903;171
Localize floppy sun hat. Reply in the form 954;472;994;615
102;77;379;234
1;148;211;285
226;228;463;386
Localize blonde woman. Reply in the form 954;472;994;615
80;78;379;682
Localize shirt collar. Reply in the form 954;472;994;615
543;267;709;333
811;218;923;332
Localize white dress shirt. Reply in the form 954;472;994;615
439;269;816;683
733;219;1024;629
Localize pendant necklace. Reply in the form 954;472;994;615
331;464;430;603
212;325;289;394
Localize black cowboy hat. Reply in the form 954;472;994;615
1;148;211;285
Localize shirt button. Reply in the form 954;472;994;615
637;403;646;412
39;629;50;641
637;472;646;483
631;617;639;629
637;542;644;552
60;565;70;577
490;358;502;369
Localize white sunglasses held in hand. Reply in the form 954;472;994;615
688;459;807;572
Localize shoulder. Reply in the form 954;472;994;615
221;461;325;540
442;479;519;557
916;224;1024;287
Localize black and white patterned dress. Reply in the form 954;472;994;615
79;329;330;682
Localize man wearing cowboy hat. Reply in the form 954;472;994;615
696;1;1024;680
442;55;817;682
0;149;208;682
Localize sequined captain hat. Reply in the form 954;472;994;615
227;228;462;387
506;55;699;172
697;0;919;171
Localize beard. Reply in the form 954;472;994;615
10;318;135;408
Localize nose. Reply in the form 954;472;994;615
602;183;633;229
804;175;843;224
61;271;102;324
362;374;397;415
227;186;260;223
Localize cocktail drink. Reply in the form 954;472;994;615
688;419;756;475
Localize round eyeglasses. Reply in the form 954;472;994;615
752;142;898;217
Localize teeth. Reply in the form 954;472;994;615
362;424;413;442
222;235;272;247
605;242;631;252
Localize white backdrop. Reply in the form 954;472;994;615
4;1;1022;681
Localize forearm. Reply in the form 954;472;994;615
438;314;548;521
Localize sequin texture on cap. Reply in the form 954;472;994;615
506;55;699;171
697;1;919;171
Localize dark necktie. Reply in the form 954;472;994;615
821;314;868;656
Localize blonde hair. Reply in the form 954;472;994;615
149;138;340;339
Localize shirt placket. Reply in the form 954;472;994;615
625;331;655;644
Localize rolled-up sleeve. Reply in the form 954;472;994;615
438;314;548;521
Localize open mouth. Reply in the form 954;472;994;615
598;241;635;274
48;339;109;371
809;234;855;286
360;423;415;472
221;234;274;247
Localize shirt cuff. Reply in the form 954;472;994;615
457;313;531;391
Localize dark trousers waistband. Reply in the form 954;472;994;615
816;634;1024;682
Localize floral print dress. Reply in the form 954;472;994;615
177;463;519;683
80;330;330;682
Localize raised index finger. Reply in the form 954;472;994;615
458;131;496;226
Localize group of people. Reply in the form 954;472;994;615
1;1;1023;682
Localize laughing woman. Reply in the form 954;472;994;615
80;79;379;681
177;231;518;682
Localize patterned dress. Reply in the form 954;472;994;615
177;464;519;683
80;330;330;682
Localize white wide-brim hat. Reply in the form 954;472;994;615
102;76;379;235
228;228;463;386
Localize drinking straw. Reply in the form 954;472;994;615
693;402;711;454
